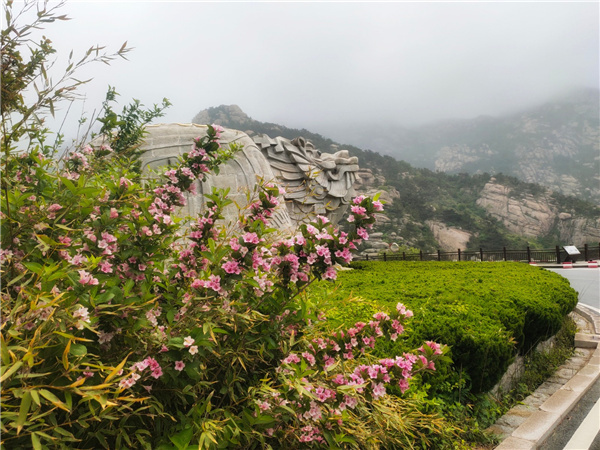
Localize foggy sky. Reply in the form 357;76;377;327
20;1;600;142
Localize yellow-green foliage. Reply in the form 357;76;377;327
311;261;578;392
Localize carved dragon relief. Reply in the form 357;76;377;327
253;134;359;225
131;124;359;231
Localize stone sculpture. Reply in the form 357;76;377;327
131;123;359;231
253;134;359;225
137;123;293;231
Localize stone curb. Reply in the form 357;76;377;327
495;306;600;450
575;304;600;335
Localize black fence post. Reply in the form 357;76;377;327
366;254;369;261
479;247;484;262
526;246;531;263
556;246;561;264
419;250;423;261
383;252;387;262
437;250;441;261
503;247;507;261
584;243;589;261
402;251;406;261
458;249;461;261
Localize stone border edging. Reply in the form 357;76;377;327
495;305;600;449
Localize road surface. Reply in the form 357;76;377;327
546;268;600;312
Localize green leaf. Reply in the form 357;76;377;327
17;391;32;434
23;262;43;275
30;389;41;407
31;432;42;450
70;344;87;356
1;361;23;382
169;427;193;450
39;389;69;412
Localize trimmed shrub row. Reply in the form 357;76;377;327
311;261;578;392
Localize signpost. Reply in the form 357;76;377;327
563;246;581;263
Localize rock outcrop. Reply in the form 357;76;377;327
426;221;472;251
476;183;555;238
476;180;600;244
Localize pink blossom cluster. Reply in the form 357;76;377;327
182;124;228;183
255;304;446;444
120;356;163;387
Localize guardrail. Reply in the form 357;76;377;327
356;243;600;264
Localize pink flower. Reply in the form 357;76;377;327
98;261;113;273
398;378;409;393
396;303;413;318
257;400;270;412
282;353;301;364
302;352;316;366
47;203;63;212
174;361;185;371
356;227;369;240
73;306;90;329
373;312;390;321
189;345;198;355
350;205;366;216
183;336;195;347
242;232;259;245
322;266;337;280
78;270;99;286
222;260;242;274
372;382;386;399
110;208;119;219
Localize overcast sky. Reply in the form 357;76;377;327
17;1;600;141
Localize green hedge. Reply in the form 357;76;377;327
310;261;578;393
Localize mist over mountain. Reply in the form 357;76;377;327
191;101;600;252
323;87;600;203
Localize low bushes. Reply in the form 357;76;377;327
310;261;578;392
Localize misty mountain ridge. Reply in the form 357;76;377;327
191;102;600;252
326;87;600;203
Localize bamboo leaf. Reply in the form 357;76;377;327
17;391;32;435
104;355;129;384
39;389;69;412
0;361;23;382
31;432;42;450
62;340;71;370
30;389;41;407
0;333;10;365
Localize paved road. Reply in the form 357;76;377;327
547;268;600;312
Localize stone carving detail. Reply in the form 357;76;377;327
132;124;359;232
137;123;294;231
253;134;359;225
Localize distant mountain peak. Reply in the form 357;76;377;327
192;105;251;126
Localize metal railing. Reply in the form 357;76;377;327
356;243;600;264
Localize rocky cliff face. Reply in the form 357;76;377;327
476;180;600;244
426;221;472;251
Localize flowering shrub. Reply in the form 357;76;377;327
1;120;451;447
1;2;454;448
